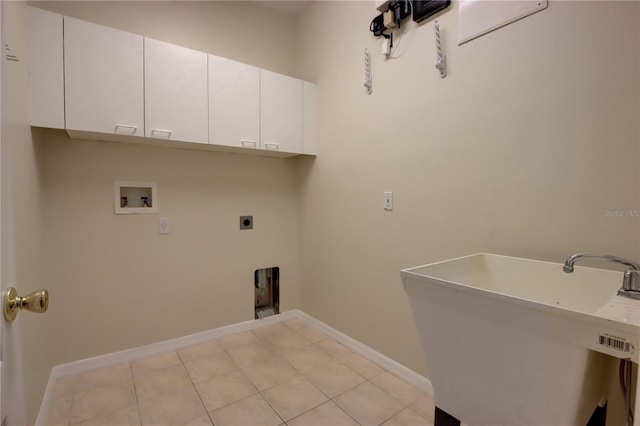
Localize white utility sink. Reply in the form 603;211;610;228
402;253;640;426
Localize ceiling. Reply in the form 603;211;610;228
255;1;315;17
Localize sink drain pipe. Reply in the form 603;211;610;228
620;359;634;426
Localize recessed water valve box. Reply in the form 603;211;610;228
114;181;158;214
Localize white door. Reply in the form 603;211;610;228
0;2;27;424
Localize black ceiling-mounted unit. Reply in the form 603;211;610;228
412;0;450;23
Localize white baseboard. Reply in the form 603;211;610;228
51;311;296;377
37;309;432;425
36;311;295;426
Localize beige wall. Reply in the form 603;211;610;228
37;130;300;357
294;0;640;379
18;2;302;423
29;0;298;76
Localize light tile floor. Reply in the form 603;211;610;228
43;317;435;426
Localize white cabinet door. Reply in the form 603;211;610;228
145;38;208;144
28;7;64;129
64;17;144;136
209;55;259;149
260;70;303;154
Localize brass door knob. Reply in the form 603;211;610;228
3;287;49;322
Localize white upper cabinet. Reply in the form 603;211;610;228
28;7;64;129
29;14;315;157
208;55;260;149
260;70;303;154
145;39;208;144
64;17;144;136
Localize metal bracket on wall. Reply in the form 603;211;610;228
434;20;446;78
364;48;372;94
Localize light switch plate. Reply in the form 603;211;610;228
384;192;393;211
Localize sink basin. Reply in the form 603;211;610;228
402;253;640;426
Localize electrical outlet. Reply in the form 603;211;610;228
159;217;170;234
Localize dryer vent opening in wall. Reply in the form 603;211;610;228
255;267;279;319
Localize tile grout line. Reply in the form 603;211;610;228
182;345;228;426
249;325;330;424
249;323;364;426
129;361;142;426
211;344;260;417
182;336;279;425
66;376;78;426
251;322;367;425
189;375;215;426
248;373;287;425
248;328;293;424
278;319;427;426
133;351;208;426
269;323;374;425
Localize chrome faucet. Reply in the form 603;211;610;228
563;253;640;300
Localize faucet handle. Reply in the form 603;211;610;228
622;269;640;292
